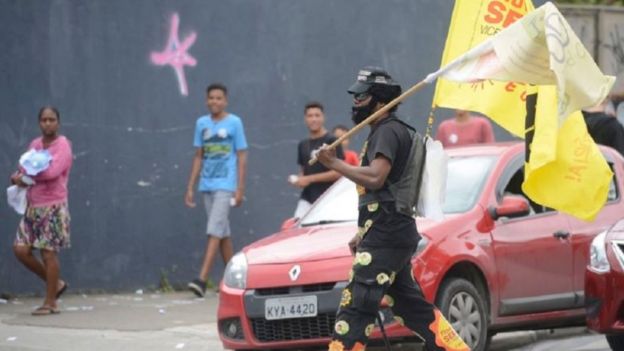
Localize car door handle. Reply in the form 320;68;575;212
553;230;570;239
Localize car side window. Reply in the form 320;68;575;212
497;154;559;216
527;162;620;213
497;154;619;216
501;167;541;216
607;163;619;202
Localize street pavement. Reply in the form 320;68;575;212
0;291;612;351
0;291;221;351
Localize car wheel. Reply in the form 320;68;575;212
436;278;488;351
606;334;624;350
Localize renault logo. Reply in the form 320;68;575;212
289;265;301;281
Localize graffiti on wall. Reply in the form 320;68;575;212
151;13;197;96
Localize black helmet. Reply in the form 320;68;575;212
348;66;402;106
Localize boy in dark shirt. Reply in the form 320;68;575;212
290;102;344;218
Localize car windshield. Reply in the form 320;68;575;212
299;155;496;226
443;156;495;213
300;176;359;226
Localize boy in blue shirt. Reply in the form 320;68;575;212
185;83;248;297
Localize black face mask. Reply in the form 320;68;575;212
351;96;378;125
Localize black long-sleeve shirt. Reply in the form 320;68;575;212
583;111;624;157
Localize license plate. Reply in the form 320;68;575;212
264;295;318;320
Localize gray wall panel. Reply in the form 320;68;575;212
1;0;551;293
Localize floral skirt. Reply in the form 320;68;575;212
15;203;71;252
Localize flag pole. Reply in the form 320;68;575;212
309;80;429;165
308;40;492;165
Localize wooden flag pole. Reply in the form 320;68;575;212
309;79;429;165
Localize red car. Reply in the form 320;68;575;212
586;219;624;350
218;142;624;351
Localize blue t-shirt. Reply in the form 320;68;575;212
193;113;248;192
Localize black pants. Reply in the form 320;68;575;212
328;244;470;351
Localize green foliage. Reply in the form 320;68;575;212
206;279;218;291
159;265;177;293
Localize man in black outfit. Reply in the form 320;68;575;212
582;100;624;157
317;67;468;351
290;101;344;218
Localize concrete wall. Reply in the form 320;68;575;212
561;5;624;92
1;0;464;294
6;0;593;294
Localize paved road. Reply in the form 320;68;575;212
377;329;611;351
0;291;611;351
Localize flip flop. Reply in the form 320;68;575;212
56;281;68;299
31;306;60;316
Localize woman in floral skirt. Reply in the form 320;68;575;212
11;106;73;315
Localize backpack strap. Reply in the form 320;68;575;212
386;118;427;217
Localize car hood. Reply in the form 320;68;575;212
244;224;354;265
244;217;447;265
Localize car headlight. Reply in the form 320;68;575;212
589;231;610;274
224;252;248;289
414;236;429;257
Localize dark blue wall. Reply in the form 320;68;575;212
0;0;533;293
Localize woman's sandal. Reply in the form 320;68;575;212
32;306;60;316
56;281;68;299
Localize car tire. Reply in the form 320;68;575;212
606;334;624;351
436;278;489;351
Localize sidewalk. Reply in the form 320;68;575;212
0;291;225;351
0;291;610;351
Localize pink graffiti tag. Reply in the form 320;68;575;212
151;13;197;96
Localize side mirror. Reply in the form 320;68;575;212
488;195;530;220
281;217;298;231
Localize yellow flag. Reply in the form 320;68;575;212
432;0;535;137
523;86;613;221
430;2;614;124
433;0;614;220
